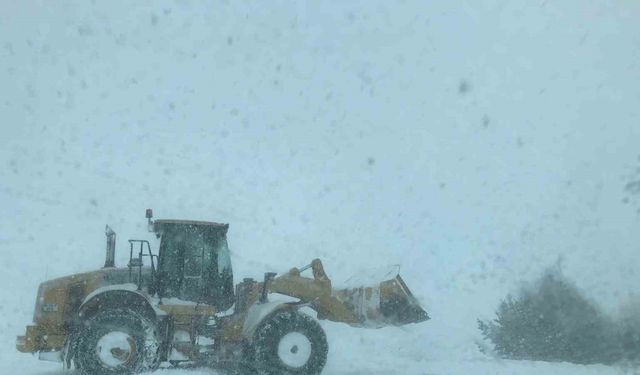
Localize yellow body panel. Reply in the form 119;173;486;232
16;268;134;353
17;258;428;359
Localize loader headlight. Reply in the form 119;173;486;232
41;303;59;313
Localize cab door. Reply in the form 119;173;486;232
156;223;234;308
157;223;209;303
179;226;210;302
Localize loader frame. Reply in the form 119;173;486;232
16;212;429;374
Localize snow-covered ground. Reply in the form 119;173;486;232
2;1;640;374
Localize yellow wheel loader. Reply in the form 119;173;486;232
17;210;428;375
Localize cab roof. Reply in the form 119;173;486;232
153;219;229;228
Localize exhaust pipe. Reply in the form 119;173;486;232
104;225;116;268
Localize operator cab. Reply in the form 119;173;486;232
152;218;235;311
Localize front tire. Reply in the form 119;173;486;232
74;309;161;375
251;310;328;375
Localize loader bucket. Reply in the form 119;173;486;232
333;273;429;328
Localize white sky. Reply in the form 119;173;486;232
1;1;640;348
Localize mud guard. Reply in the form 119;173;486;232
241;301;302;341
78;283;159;320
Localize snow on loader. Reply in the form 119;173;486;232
17;210;428;375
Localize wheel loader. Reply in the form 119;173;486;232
16;210;428;375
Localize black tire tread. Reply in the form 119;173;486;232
251;310;328;375
74;308;160;375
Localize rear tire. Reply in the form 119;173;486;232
74;309;161;375
251;310;328;375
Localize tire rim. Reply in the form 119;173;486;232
277;332;312;368
95;331;137;368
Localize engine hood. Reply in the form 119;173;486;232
33;267;152;325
